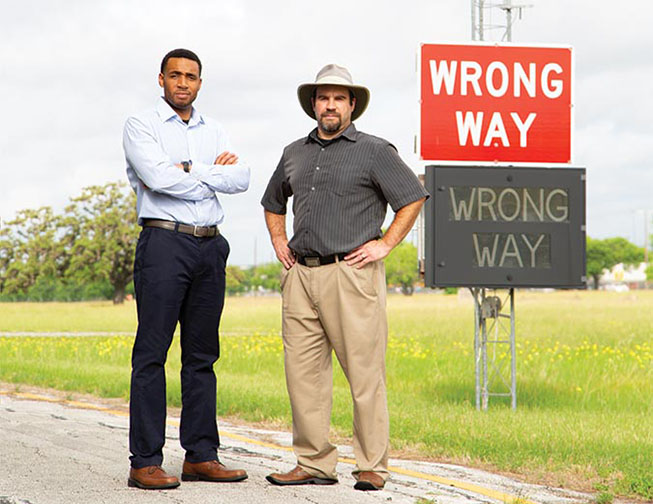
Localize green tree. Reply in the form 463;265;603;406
248;262;283;292
385;241;419;295
65;182;139;304
586;237;643;289
0;224;16;295
0;207;64;297
226;265;247;295
645;264;653;285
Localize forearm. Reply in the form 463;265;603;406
381;198;426;249
123;118;214;201
345;197;426;268
131;160;214;200
190;161;250;194
265;210;288;243
265;210;295;269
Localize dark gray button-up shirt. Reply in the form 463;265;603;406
261;124;429;256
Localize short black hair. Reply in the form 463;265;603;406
161;48;202;76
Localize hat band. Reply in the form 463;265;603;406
314;75;355;87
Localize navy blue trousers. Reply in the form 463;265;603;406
129;226;229;468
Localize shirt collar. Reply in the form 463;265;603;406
306;123;358;145
156;97;204;126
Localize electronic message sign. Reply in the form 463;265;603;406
418;42;573;164
424;166;585;288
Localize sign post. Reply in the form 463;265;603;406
422;166;586;409
417;42;582;410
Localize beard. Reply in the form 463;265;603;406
318;114;342;133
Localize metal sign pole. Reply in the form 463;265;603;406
510;288;517;409
472;287;517;410
481;289;489;410
472;287;481;410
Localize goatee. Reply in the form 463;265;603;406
319;115;341;133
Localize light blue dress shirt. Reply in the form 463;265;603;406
123;98;250;226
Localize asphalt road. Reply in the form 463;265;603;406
0;389;595;504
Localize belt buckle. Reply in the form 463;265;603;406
193;225;203;237
305;256;320;267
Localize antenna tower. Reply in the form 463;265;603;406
471;0;532;42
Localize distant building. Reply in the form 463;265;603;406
599;262;648;290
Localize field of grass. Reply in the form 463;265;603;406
0;290;651;500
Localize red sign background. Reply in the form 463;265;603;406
420;43;572;163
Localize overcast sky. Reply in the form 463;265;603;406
2;0;652;266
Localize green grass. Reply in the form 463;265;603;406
0;290;651;500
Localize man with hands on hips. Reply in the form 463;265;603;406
262;64;428;491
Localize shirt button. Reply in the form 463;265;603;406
311;187;315;191
316;166;320;171
321;148;325;151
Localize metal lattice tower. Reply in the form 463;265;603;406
471;0;532;42
471;288;516;410
468;0;531;411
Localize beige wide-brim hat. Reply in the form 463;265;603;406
297;64;370;121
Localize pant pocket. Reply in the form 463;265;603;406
280;264;292;291
346;261;377;297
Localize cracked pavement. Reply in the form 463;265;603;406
0;391;596;504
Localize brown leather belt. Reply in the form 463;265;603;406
143;219;219;238
296;253;348;267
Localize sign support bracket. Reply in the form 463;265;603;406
471;287;516;410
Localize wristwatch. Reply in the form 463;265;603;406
182;161;191;173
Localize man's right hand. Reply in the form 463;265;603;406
272;237;296;270
264;210;294;269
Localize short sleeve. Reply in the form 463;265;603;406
371;144;429;212
261;151;293;214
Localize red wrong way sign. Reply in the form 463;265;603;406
419;42;573;164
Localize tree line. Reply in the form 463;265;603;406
0;181;420;303
0;183;137;303
1;181;645;303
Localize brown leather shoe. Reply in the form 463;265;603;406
181;459;248;482
266;465;338;486
128;466;180;490
354;471;385;491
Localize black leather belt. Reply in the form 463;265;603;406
143;219;219;238
296;253;348;267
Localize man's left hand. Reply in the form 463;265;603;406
215;151;238;165
345;239;392;269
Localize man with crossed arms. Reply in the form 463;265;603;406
124;48;249;490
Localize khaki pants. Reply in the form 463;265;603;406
280;258;389;480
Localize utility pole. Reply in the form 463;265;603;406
645;210;649;264
635;209;650;264
253;237;258;269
